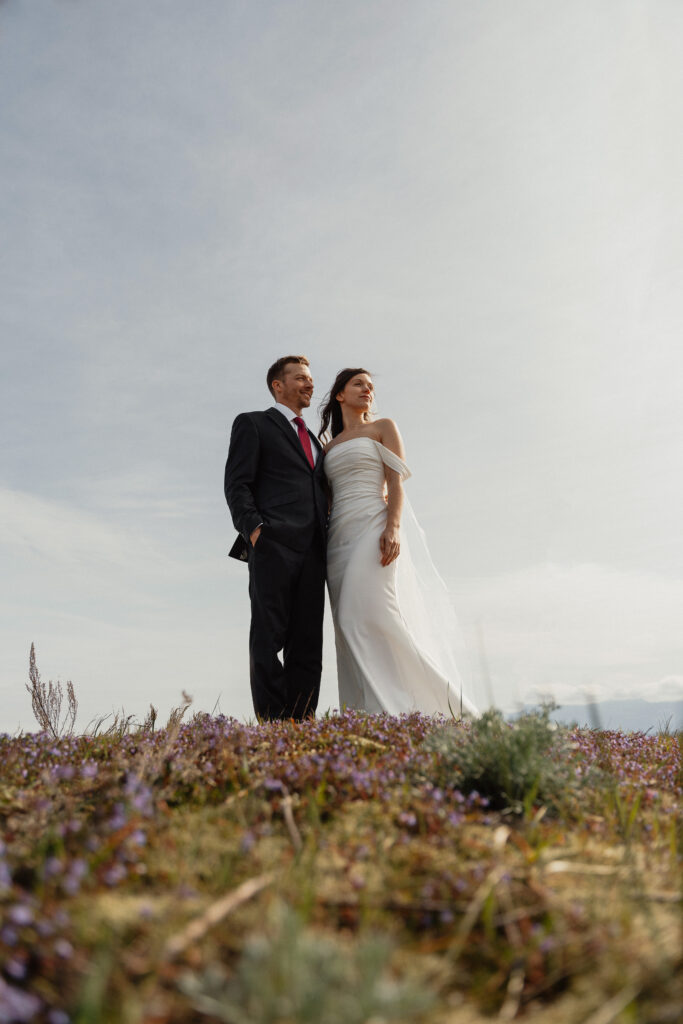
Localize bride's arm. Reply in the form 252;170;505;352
377;418;406;460
378;419;405;566
381;469;403;566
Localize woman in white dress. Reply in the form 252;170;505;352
318;368;478;717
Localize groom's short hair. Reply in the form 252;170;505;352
267;355;310;396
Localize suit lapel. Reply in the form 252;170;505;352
310;431;324;465
266;407;315;469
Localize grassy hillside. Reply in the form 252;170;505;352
0;706;680;1022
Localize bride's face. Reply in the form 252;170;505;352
337;373;374;413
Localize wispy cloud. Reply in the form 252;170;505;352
0;486;169;574
455;562;683;706
75;468;205;519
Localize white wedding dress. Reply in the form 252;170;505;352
324;437;478;716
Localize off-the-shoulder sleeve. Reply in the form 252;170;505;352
376;442;411;481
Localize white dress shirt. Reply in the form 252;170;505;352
273;402;319;465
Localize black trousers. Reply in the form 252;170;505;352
247;529;325;721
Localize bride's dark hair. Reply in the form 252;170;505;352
318;367;371;441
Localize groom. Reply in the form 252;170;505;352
224;356;328;721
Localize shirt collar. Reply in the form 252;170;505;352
274;401;302;424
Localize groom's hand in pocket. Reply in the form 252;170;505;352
250;526;262;547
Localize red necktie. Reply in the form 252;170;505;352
293;416;315;469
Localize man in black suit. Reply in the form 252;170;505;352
224;355;328;720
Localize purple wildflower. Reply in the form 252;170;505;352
103;863;126;886
63;859;88;896
8;904;34;926
48;1011;71;1024
0;977;42;1021
54;938;74;959
1;926;18;946
44;856;64;879
0;859;12;891
5;957;27;980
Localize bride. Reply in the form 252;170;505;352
319;367;478;717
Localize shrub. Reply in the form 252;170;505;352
422;705;588;814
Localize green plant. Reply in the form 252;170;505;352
422;705;588;814
177;902;434;1023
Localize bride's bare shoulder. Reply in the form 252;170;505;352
375;418;405;457
373;417;399;432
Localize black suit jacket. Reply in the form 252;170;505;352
224;408;328;561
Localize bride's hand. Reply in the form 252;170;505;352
380;526;400;566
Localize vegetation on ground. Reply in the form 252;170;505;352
1;661;680;1022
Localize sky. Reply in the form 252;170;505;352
1;0;682;733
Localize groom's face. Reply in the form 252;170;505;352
275;362;314;412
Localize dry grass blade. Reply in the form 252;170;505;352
133;692;195;783
641;891;682;903
544;861;619;877
493;824;511;850
581;984;640;1024
498;961;525;1021
141;703;158;733
163;873;275;961
166;690;193;730
348;734;388;750
447;863;507;962
446;829;511;965
281;792;303;853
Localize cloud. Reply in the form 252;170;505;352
650;675;683;701
452;562;683;707
0;485;169;575
76;467;205;519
